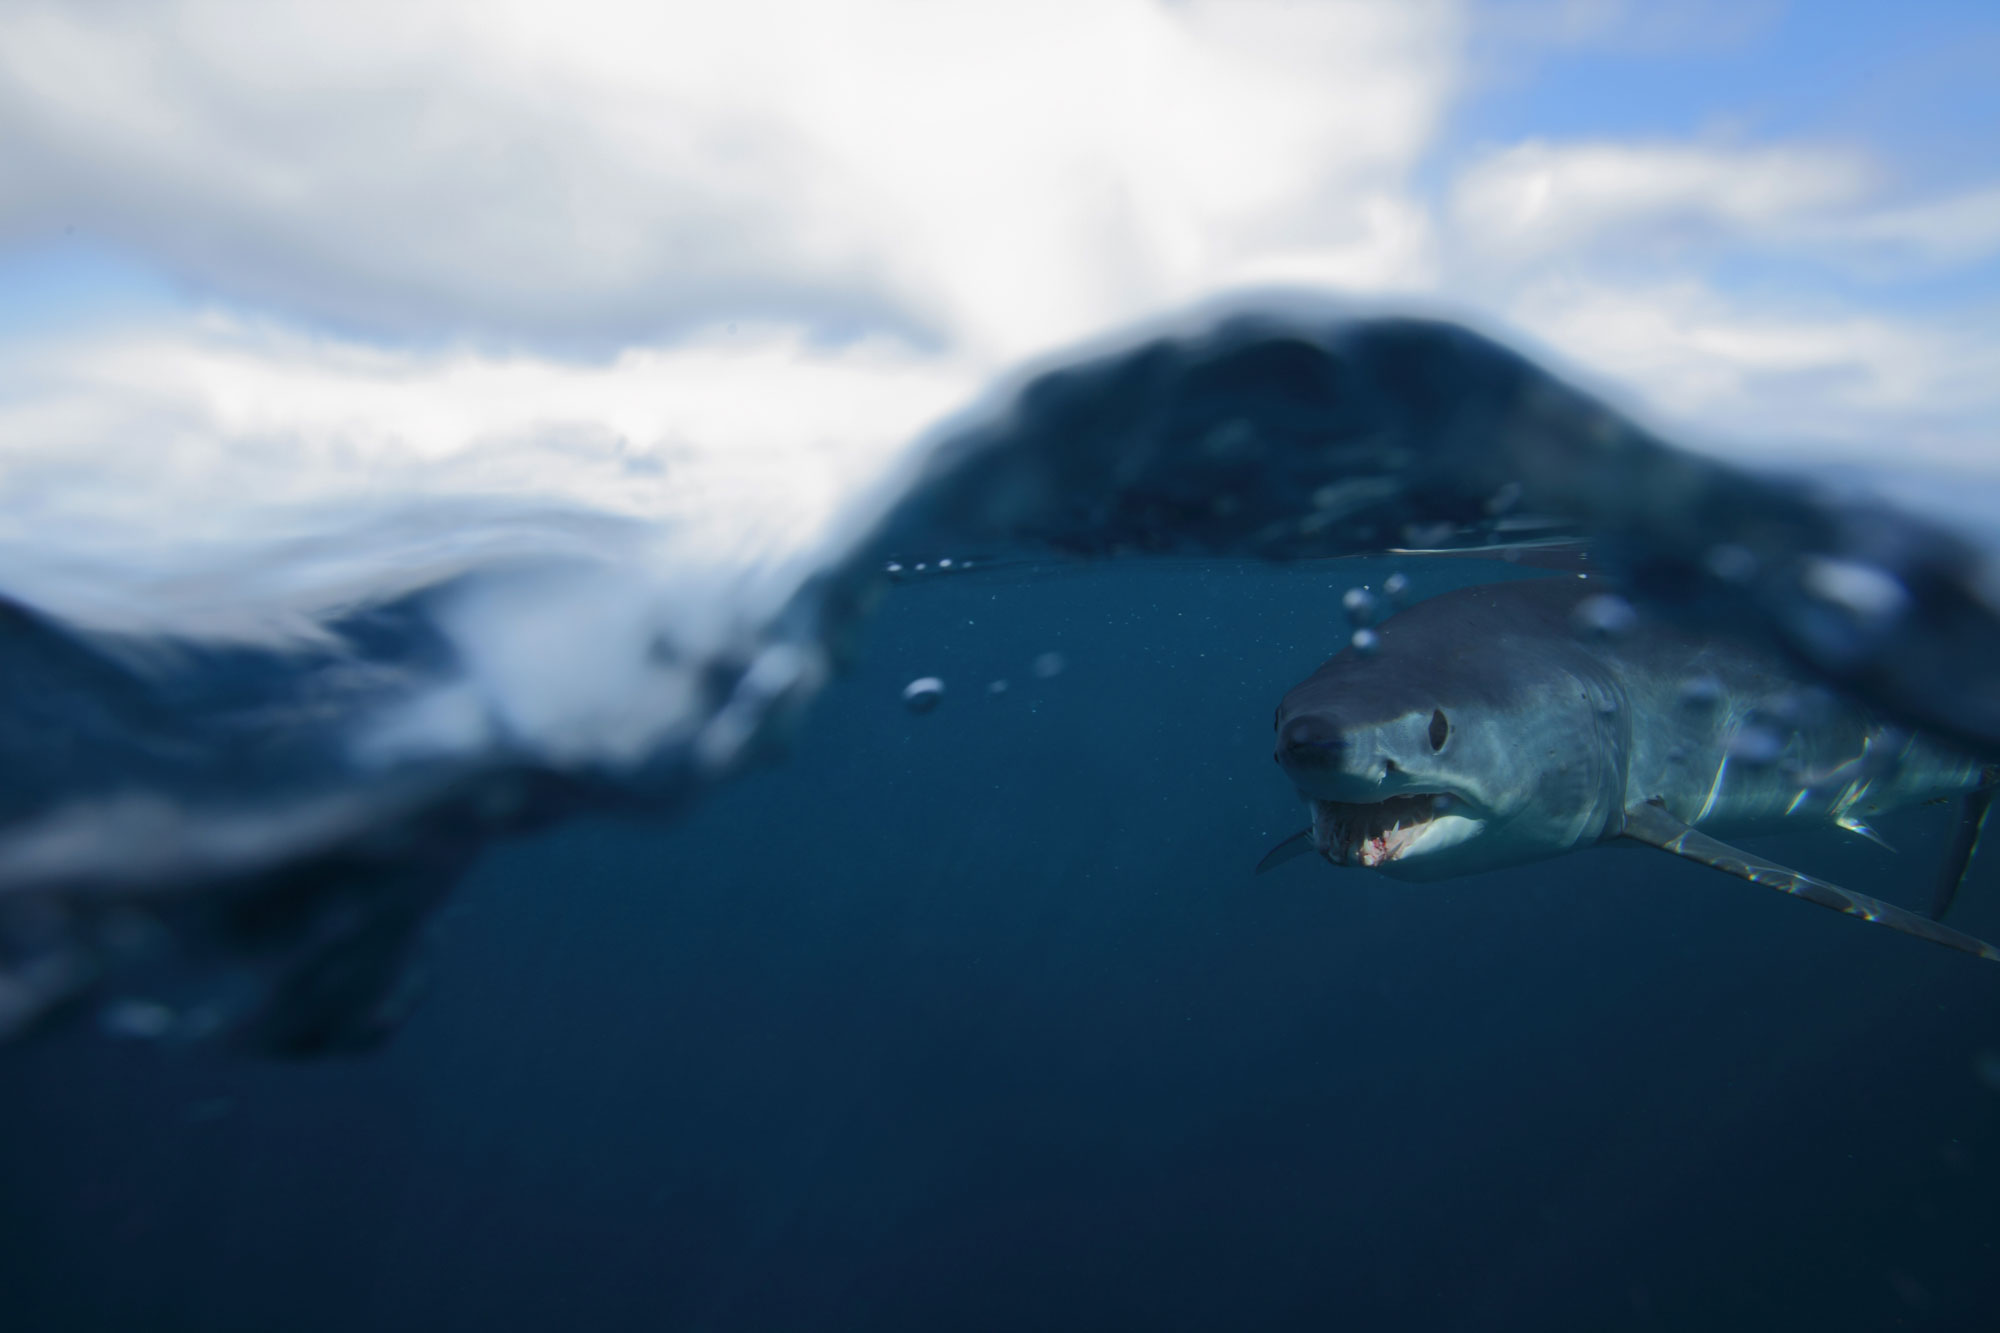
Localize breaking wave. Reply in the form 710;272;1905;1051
7;300;1998;1050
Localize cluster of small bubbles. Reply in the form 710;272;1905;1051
988;679;1009;695
901;677;945;714
1570;593;1638;640
1032;652;1066;679
1705;544;1758;583
1382;572;1410;604
1341;587;1379;626
1350;628;1380;656
885;557;974;577
1677;674;1724;707
1727;723;1787;765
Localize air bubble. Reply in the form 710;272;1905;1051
938;558;954;569
988;679;1009;695
1382;572;1409;604
1705;544;1758;583
1483;481;1523;516
1570;594;1638;640
901;677;945;714
1401;521;1456;549
1342;587;1379;626
1032;652;1066;679
100;998;175;1040
1350;628;1380;656
1727;724;1786;765
1801;557;1908;627
1678;674;1724;707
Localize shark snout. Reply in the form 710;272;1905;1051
1275;713;1346;768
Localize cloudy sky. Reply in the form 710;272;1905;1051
1;0;1996;586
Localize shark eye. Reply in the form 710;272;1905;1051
1429;708;1450;752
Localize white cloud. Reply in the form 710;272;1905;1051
1451;139;1870;262
0;0;1458;359
1450;137;2000;277
1438;132;2000;469
1502;276;2000;461
1816;186;2000;269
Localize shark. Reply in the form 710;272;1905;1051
1262;575;2000;961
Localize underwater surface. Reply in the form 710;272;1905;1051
3;307;1999;1329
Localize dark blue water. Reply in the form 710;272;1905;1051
6;560;1997;1331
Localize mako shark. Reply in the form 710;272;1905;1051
1262;576;2000;961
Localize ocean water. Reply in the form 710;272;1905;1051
3;307;1999;1329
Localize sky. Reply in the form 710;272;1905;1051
0;0;1997;611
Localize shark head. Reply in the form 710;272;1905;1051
1273;581;1631;881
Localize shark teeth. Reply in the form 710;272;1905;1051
1312;793;1452;867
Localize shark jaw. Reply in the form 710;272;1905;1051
1309;792;1483;869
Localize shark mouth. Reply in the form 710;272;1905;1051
1311;793;1459;867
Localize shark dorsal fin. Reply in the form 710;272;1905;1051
1255;828;1316;875
1618;801;2000;962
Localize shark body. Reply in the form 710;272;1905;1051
1268;576;1999;960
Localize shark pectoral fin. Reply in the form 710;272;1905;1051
1256;828;1316;875
1618;801;2000;963
1932;786;1995;921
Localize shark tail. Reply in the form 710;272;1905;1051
1619;801;2000;963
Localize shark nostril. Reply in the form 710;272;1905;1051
1278;714;1345;763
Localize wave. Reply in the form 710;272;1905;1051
5;300;1996;1052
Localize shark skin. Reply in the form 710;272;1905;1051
1268;577;2000;961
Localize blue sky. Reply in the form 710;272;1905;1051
0;0;1996;597
1444;1;2000;316
1464;1;2000;160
